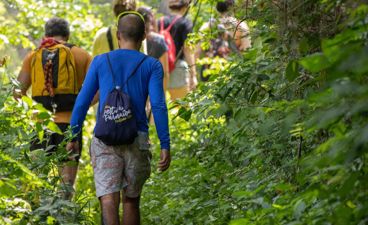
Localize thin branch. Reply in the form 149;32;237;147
232;17;248;40
271;0;283;10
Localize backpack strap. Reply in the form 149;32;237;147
107;27;114;51
165;16;181;32
106;53;117;87
106;53;148;89
63;43;78;93
63;43;75;49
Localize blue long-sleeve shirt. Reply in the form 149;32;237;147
70;49;170;150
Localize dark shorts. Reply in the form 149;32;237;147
30;123;82;161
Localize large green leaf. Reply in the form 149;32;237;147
229;218;250;225
285;60;299;81
299;53;331;73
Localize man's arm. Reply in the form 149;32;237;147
182;19;198;91
159;52;169;91
14;53;33;99
70;57;99;135
83;50;93;76
67;57;99;155
15;71;31;99
183;43;198;91
149;60;171;171
82;49;100;106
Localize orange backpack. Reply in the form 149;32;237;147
30;43;79;112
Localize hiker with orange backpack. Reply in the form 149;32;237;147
158;0;197;100
15;17;92;199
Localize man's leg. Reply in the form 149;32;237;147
168;85;189;101
100;192;121;225
122;194;140;225
121;133;152;225
58;123;82;199
59;164;78;199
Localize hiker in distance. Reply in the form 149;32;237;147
92;0;146;114
137;6;169;90
92;0;147;56
158;0;198;100
67;11;170;225
15;17;92;199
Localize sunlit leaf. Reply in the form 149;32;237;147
47;121;62;134
229;218;250;225
299;53;331;73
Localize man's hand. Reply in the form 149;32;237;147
158;149;171;172
66;141;80;161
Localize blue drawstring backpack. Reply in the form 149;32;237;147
95;53;147;146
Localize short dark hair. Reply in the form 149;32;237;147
216;0;234;13
45;17;70;38
117;13;145;42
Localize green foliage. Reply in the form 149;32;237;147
2;0;107;49
0;0;111;71
140;1;368;225
0;0;104;219
1;0;368;224
0;69;97;224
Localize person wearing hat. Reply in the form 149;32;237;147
158;0;198;100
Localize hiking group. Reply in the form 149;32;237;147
14;0;250;224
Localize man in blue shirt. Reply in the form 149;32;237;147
67;11;170;225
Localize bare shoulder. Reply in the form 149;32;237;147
21;51;36;68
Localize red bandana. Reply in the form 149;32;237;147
40;37;60;48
